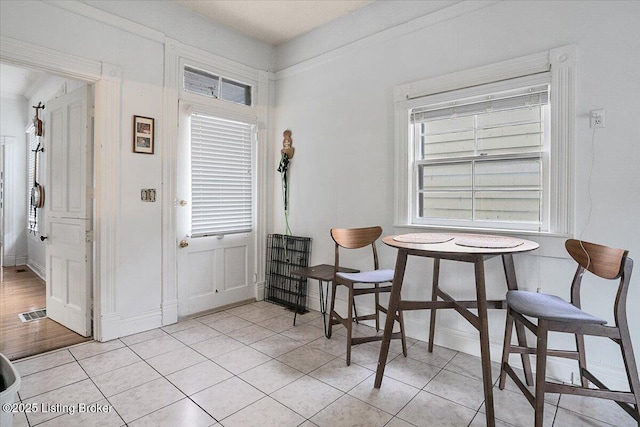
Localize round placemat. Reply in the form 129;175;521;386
455;235;525;248
393;233;455;244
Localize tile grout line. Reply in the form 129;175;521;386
11;303;629;427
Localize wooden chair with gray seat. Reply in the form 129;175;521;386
326;226;407;365
499;239;640;427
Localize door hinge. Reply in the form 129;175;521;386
86;230;94;242
88;107;96;118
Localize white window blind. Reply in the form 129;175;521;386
411;84;549;230
190;111;254;237
410;85;548;124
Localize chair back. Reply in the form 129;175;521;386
331;226;383;270
565;239;633;326
565;239;628;279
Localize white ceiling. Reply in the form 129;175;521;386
172;0;374;45
0;63;47;99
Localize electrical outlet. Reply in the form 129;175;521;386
590;109;605;128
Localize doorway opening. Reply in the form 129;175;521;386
0;63;94;361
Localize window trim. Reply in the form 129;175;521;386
394;46;576;236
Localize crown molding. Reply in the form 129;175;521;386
275;1;500;79
47;0;165;43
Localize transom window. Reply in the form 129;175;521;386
184;65;252;106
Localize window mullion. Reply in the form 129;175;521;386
472;115;478;221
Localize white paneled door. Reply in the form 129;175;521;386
176;103;256;317
45;86;93;337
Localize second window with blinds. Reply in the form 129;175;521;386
411;81;550;232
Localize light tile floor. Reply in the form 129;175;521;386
6;301;637;427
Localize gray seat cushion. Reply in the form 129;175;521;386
507;290;607;324
337;269;394;284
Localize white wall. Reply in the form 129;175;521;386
0;0;273;338
0;95;28;266
273;0;640;388
79;0;276;72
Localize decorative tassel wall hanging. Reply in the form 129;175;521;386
30;102;45;233
277;130;294;235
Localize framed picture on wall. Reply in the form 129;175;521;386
133;115;154;154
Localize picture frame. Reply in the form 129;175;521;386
133;115;154;154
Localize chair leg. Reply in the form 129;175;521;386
352;299;359;324
499;308;515;390
346;284;354;366
515;321;534;386
428;258;440;352
374;283;380;331
327;281;338;339
534;323;549;427
619;326;640;421
575;333;589;388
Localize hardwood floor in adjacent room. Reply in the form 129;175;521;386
0;266;91;361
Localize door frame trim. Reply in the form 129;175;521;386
1;35;121;341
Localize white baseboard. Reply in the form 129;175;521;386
96;309;162;342
256;281;265;301
26;260;45;280
96;313;121;342
3;255;29;266
161;299;178;326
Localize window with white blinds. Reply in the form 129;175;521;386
190;111;254;237
27;126;38;231
410;83;550;231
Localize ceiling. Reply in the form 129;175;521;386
172;0;374;45
0;63;47;99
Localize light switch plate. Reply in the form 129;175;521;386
141;189;156;202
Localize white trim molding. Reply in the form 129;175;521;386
94;62;122;341
548;46;576;236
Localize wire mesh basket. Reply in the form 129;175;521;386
265;234;312;313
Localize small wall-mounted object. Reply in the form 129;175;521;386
590;108;605;128
133;115;155;154
141;189;156;202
